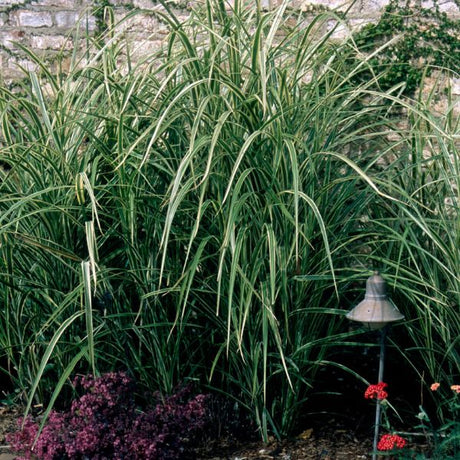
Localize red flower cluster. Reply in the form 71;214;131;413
364;382;388;400
377;433;407;451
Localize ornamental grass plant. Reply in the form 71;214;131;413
0;0;458;442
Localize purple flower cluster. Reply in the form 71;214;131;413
7;372;208;460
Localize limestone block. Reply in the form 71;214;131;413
132;0;159;7
112;10;171;36
16;10;53;27
421;0;435;8
30;34;74;50
30;0;76;6
261;0;271;9
55;11;80;28
53;10;96;31
438;0;459;14
452;77;460;95
8;56;39;72
106;0;137;5
0;0;26;5
362;0;390;14
327;20;350;40
0;30;26;49
79;14;97;31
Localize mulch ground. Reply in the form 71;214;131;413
0;405;19;460
194;428;371;459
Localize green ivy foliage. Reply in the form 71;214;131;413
352;0;460;94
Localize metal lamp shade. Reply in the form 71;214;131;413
346;272;404;330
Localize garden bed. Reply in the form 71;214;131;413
0;407;371;459
0;403;433;459
0;2;458;459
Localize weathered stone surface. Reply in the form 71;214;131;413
8;56;39;72
15;10;53;27
30;34;73;49
31;0;76;6
55;10;80;28
0;0;458;88
132;0;161;7
0;30;27;49
113;11;162;32
0;0;26;5
421;0;435;8
53;10;97;31
438;0;459;13
361;0;391;14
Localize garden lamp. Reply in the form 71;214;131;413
345;271;404;329
345;272;404;459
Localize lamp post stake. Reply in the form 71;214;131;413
372;326;388;460
345;272;404;460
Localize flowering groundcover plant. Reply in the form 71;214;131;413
7;372;208;460
419;381;460;457
364;382;407;454
364;380;460;457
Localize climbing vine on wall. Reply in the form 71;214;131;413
352;0;460;95
93;0;115;36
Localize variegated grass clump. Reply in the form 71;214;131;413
0;0;458;439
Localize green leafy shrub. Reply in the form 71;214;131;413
352;0;460;94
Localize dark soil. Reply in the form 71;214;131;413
194;427;372;459
0;405;19;460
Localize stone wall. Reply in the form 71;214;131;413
0;0;459;84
